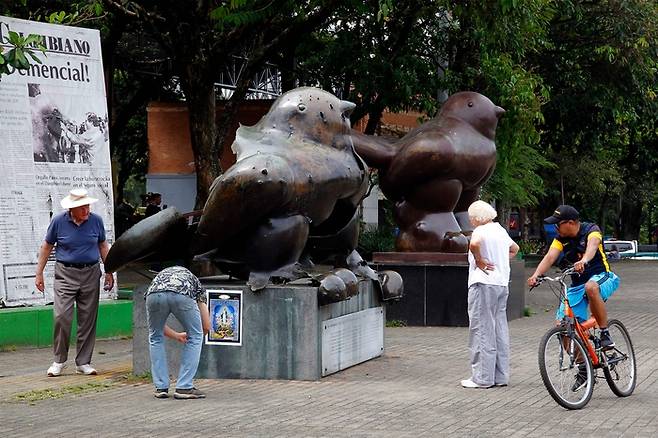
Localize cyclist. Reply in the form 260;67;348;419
527;205;620;347
528;205;620;391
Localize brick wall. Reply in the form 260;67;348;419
147;100;273;174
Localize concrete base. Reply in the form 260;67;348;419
374;255;525;327
133;279;384;381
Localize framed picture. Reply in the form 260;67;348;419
206;289;243;346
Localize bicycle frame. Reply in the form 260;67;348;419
564;304;600;367
537;268;601;367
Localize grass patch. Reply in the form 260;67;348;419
0;344;17;352
386;319;407;327
114;371;151;385
523;306;536;317
13;382;114;403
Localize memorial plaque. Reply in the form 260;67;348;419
321;306;384;376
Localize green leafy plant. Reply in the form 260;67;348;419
357;227;396;260
517;239;544;255
0;31;45;79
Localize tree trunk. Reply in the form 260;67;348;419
115;146;131;202
496;202;510;233
181;69;219;210
618;187;643;240
598;187;610;237
364;95;385;135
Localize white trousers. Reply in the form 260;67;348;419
467;283;510;386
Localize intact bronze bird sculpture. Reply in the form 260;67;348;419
353;91;505;252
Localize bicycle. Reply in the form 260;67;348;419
531;267;637;409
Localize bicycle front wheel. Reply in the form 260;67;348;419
538;326;594;410
603;319;637;397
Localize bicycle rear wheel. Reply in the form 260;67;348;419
538;326;594;410
603;319;637;397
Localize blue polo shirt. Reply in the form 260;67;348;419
45;211;106;264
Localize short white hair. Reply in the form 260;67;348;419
468;200;497;223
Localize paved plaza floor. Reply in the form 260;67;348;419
1;261;657;437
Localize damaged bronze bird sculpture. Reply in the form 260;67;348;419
105;87;402;303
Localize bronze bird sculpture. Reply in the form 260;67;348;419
105;87;402;300
353;91;505;252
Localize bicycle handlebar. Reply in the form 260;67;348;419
529;267;577;291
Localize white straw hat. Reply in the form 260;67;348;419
60;188;98;209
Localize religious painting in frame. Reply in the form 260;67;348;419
206;289;242;346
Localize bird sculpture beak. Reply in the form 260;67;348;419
340;100;356;117
495;106;506;118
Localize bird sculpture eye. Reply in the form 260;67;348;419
298;103;307;112
468;101;474;107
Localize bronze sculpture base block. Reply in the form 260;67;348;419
373;253;525;327
373;252;468;264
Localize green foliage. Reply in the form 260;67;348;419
517;239;543;255
295;1;446;132
210;0;273;31
440;1;556;208
357;226;396;260
0;30;45;78
378;0;393;21
477;53;553;206
386;319;407;327
531;0;658;238
6;0;658;241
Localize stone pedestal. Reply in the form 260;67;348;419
133;278;384;381
373;253;525;326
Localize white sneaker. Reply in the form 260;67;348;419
47;362;66;377
76;364;97;375
460;378;493;389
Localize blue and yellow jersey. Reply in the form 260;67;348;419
550;222;610;286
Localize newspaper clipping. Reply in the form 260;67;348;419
0;16;115;306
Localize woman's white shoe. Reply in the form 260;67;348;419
460;378;493;389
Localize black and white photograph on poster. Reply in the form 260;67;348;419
206;290;243;346
29;83;109;166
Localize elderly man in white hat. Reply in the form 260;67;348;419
35;188;114;377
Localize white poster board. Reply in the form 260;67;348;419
0;16;114;306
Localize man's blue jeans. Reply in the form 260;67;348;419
146;291;202;390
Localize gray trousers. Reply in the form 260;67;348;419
467;283;510;386
53;262;101;365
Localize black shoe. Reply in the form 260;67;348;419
154;388;169;399
571;364;588;392
174;387;206;399
600;330;615;350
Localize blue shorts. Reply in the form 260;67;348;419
556;272;620;322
